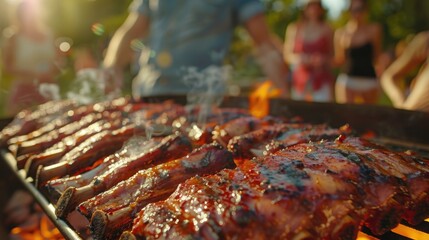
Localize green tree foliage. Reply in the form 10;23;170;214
334;0;429;47
44;0;132;45
228;0;297;84
263;0;299;38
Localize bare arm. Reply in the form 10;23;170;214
381;32;428;107
333;29;346;67
103;12;149;71
244;13;290;97
403;65;429;111
283;23;300;65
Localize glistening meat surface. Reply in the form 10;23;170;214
55;133;193;218
82;143;234;240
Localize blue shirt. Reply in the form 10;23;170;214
129;0;264;97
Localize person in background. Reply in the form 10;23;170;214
73;47;98;73
334;0;382;104
381;31;429;112
102;0;289;100
1;0;59;116
283;0;334;102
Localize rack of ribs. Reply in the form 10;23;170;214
81;143;234;240
4;99;176;156
0;99;77;147
211;116;281;147
24;101;180;178
14;100;152;160
228;123;349;161
55;133;193;218
15;113;104;168
337;137;429;226
272;139;410;235
172;108;252;147
35;122;148;187
24;115;126;179
6;98;131;152
43;137;162;202
123;135;429;239
2;97;429;239
124;158;361;240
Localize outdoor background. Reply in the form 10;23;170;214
0;0;428;117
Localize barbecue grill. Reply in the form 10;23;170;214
1;96;429;240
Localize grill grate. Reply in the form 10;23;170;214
2;143;429;240
1;97;429;239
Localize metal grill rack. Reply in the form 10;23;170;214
1;97;429;240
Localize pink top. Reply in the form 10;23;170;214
292;32;333;94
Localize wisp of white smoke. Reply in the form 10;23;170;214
182;65;231;127
39;83;61;101
66;68;120;105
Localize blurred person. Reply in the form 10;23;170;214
375;48;395;78
375;35;415;84
73;47;98;73
334;0;382;104
381;31;429;112
1;0;59;116
102;0;289;100
283;0;334;102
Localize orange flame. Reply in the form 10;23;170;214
356;220;429;240
249;80;281;118
9;215;64;240
390;222;429;240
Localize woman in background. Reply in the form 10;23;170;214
381;31;429;112
334;0;382;104
2;0;59;116
284;0;334;102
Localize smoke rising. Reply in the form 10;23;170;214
182;65;231;127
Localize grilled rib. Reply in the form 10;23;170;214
44;137;162;202
229;124;352;161
273;139;411;236
55;133;193;218
227;123;310;160
36;123;147;187
171;108;251;147
212;116;279;147
8;98;130;151
83;143;234;240
262;124;352;155
0;99;77;148
337;137;429;226
14;100;151;159
15;113;103;167
24;116;125;178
